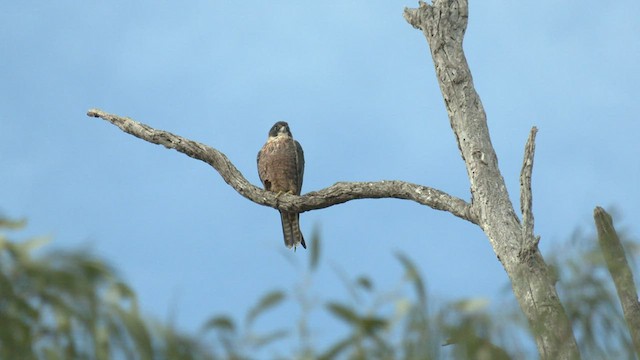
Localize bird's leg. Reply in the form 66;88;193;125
274;191;294;214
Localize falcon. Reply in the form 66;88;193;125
257;121;306;249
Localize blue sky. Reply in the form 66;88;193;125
2;0;639;350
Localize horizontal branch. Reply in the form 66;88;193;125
86;109;477;224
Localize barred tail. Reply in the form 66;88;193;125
280;211;306;249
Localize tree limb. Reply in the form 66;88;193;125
404;1;579;358
520;126;538;248
594;207;640;356
86;109;477;223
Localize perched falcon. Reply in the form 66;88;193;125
257;121;306;249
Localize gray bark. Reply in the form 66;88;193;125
403;1;579;359
86;109;476;223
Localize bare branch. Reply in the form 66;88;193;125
403;1;432;31
594;207;640;355
86;109;477;223
520;126;538;247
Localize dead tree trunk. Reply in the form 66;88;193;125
403;1;579;358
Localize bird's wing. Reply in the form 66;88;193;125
294;140;304;194
257;146;267;189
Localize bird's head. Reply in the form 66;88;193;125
268;121;292;138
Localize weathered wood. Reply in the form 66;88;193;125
404;1;579;358
86;109;476;223
520;126;538;246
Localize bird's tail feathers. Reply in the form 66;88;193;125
280;212;306;249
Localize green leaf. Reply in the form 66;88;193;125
395;252;427;306
107;281;137;311
95;323;110;360
326;302;359;325
246;290;286;326
452;298;489;313
355;276;373;292
202;316;236;333
6;236;50;262
0;271;14;298
252;329;289;348
18;236;51;253
12;295;40;322
358;316;388;337
318;335;355;360
309;225;321;272
0;217;27;230
111;304;154;360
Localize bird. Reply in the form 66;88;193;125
257;121;306;249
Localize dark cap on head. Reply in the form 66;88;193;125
268;121;291;137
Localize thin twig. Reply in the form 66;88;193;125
520;126;538;247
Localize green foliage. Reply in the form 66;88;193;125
2;213;638;359
199;222;639;359
0;218;213;360
200;233;516;360
543;228;640;359
200;289;289;360
246;291;286;327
